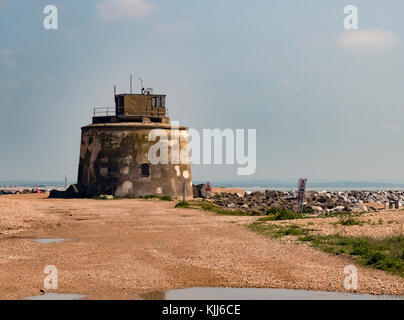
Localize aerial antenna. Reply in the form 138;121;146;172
114;85;116;96
130;74;133;94
139;77;144;94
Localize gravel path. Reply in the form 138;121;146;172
0;194;403;299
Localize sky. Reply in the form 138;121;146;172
1;0;404;184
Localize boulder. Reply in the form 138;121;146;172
66;184;79;196
49;190;69;199
311;206;323;212
330;206;346;212
49;184;82;199
265;190;279;199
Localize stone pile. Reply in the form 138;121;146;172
210;190;404;214
0;188;48;195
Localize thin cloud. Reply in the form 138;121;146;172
338;29;400;53
96;0;158;20
384;123;401;133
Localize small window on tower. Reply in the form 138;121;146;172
152;97;159;108
141;164;150;177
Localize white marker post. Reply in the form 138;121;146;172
297;178;307;213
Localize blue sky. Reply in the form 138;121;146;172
1;0;404;183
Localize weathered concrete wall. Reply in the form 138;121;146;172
77;123;193;199
123;95;151;114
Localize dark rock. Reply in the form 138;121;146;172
49;184;82;199
66;184;80;196
49;190;69;199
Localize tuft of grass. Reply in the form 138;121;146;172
298;235;316;242
175;201;190;208
248;221;312;239
260;208;305;221
277;225;311;237
302;207;315;214
159;195;173;201
248;222;280;238
132;195;173;201
173;200;251;215
338;213;364;226
198;201;251;216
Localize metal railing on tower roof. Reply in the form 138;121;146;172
93;107;168;117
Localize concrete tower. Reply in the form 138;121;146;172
77;87;193;199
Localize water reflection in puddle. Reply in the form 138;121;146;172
35;238;70;243
25;293;85;300
141;287;404;300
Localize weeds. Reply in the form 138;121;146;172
310;235;404;277
338;213;364;226
175;201;190;208
248;221;312;239
248;217;404;277
260;208;306;221
198;201;250;216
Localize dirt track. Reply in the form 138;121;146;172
0;194;403;299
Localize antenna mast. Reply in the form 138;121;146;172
139;78;144;94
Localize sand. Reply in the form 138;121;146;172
0;193;403;299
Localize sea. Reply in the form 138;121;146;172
3;180;404;192
0;181;69;190
193;180;404;192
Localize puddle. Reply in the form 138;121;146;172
35;238;70;243
141;287;404;300
25;293;85;300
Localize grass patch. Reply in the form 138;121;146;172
310;235;404;277
248;222;280;237
248;220;312;239
259;208;306;221
338;213;364;226
175;201;190;208
173;200;251;215
198;201;251;216
248;217;404;277
132;195;173;201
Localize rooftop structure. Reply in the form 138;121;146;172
93;89;169;124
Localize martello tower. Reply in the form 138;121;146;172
77;86;193;199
